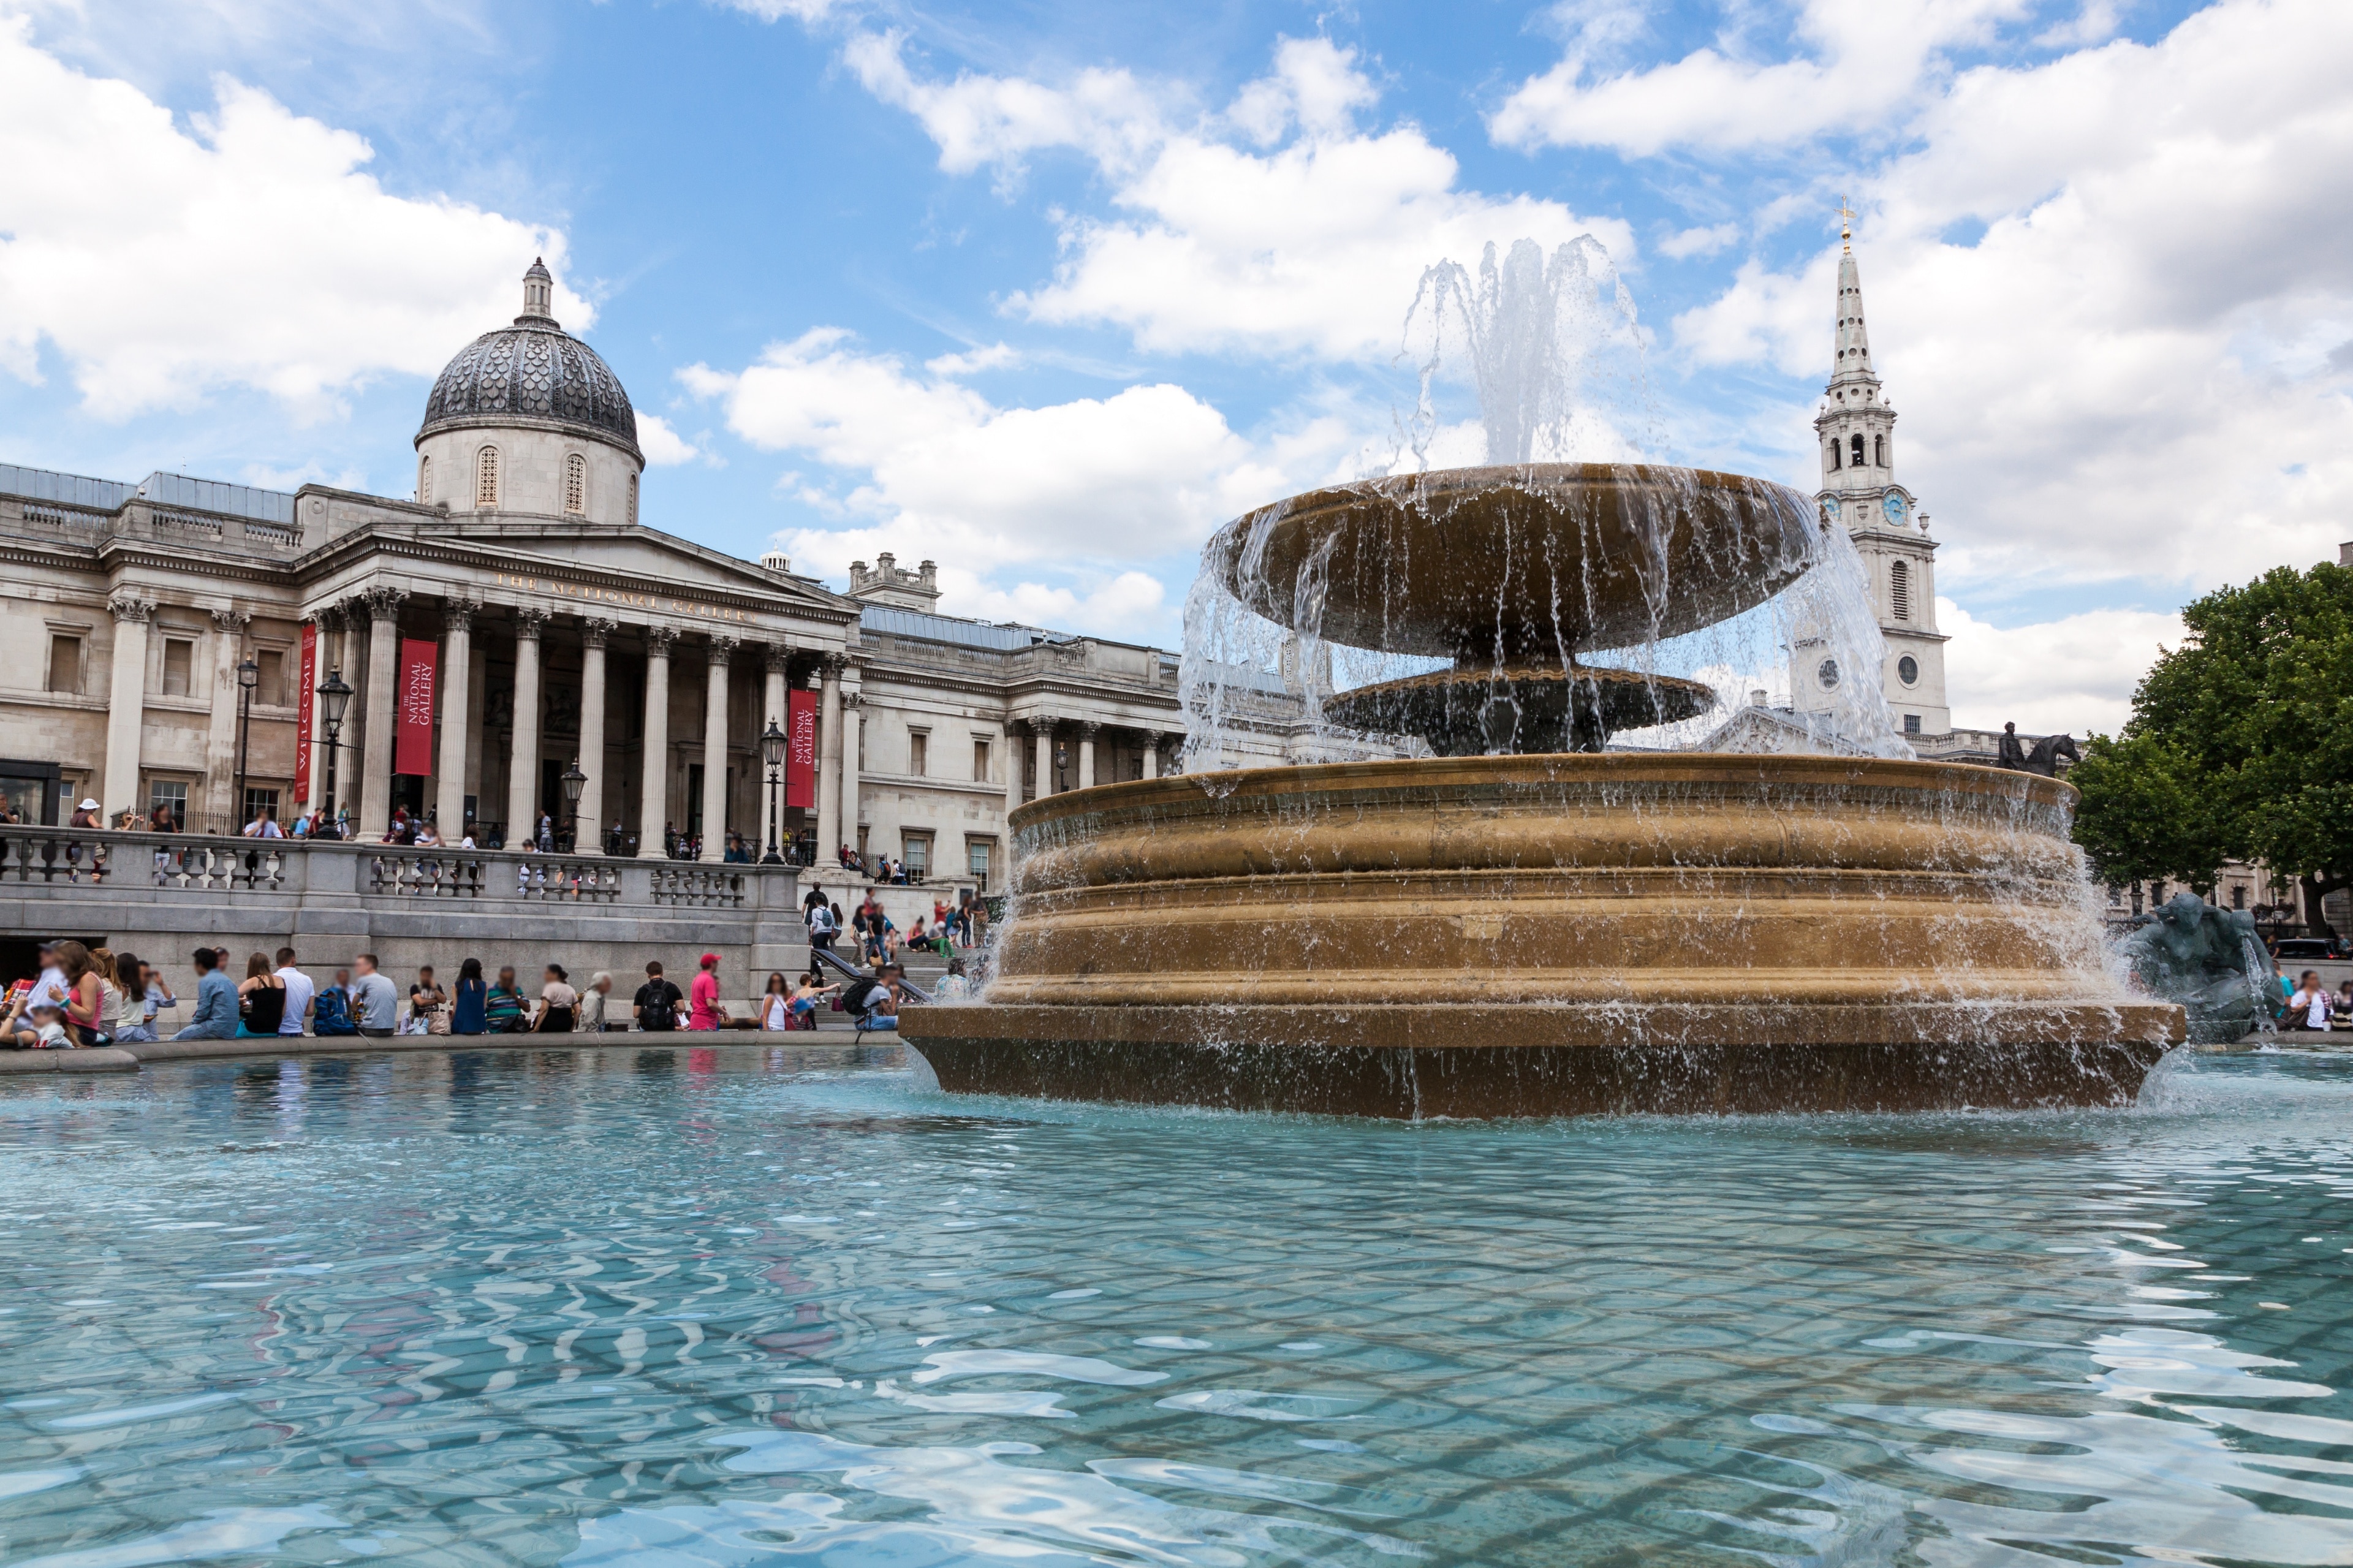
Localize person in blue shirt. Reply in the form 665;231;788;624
172;948;238;1040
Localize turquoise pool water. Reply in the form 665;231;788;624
1;1044;2349;1566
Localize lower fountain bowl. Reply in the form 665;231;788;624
903;754;2185;1118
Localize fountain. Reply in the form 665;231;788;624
901;240;2184;1116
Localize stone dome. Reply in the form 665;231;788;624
417;260;639;458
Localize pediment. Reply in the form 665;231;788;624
303;512;858;634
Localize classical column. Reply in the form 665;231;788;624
1003;719;1027;819
575;617;613;852
698;635;736;861
358;588;406;836
762;642;789;857
638;626;676;855
204;608;251;826
435;598;476;837
816;655;844;859
301;607;344;816
1076;721;1099;790
1034;722;1053;798
504;606;548;844
1141;728;1160;780
839;688;863;860
100;594;154;822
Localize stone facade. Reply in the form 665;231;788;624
0;266;1314;899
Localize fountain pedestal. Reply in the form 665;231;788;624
901;756;2183;1116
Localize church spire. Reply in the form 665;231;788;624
1827;202;1877;394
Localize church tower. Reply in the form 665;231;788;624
1799;210;1950;738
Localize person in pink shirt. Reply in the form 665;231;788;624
688;952;728;1030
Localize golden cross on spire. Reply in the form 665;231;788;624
1836;195;1855;249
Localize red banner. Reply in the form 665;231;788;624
395;638;438;777
787;687;817;808
294;621;317;803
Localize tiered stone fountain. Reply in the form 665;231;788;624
904;239;2181;1117
903;461;2182;1117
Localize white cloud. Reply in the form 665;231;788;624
1939;598;2183;735
1658;222;1738;260
843;29;1167;181
635;412;706;467
0;17;582;419
683;328;1290;578
1670;0;2353;593
1491;0;2029;156
721;0;841;21
850;33;1632;363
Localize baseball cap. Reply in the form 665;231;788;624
699;952;720;967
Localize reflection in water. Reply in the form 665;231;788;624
0;1046;2347;1565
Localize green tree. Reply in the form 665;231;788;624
2072;559;2353;934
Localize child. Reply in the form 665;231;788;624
9;1001;73;1050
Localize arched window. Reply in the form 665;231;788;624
1828;440;1841;471
476;445;500;509
564;452;587;515
1849;433;1866;468
1890;559;1911;621
627;472;639;527
1873;434;1886;466
418;455;432;506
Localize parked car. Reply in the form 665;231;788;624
2272;937;2344;961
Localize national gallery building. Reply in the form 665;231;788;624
0;263;1306;888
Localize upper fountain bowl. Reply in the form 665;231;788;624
1207;463;1821;659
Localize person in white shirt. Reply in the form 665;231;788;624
25;944;70;1013
2288;972;2332;1031
243;806;286;838
273;945;314;1037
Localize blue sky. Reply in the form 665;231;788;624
2;0;2344;732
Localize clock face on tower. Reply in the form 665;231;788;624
1881;493;1908;525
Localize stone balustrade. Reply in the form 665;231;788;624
0;826;809;986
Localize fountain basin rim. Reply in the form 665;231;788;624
1011;753;2070;833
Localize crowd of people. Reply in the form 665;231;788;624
0;912;976;1050
2283;971;2353;1032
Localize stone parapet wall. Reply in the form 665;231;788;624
0;827;811;994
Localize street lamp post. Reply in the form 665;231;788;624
559;757;587;854
760;718;787;865
316;668;354;838
233;656;260;831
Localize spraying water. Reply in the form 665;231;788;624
1180;235;1909;772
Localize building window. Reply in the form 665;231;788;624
564;452;586;515
476;445;501;509
419;455;433;506
967;837;992;890
973;738;991;782
1849;433;1865;468
257;649;286;706
627;473;638;526
1828;441;1840;471
1896;653;1919;686
47;634;80;695
904;832;931;879
1890;561;1911;621
2232;885;2246;909
148;779;188;824
909;730;928;777
161;638;193;697
1903;713;1920;735
1873;434;1886;466
241;787;279;828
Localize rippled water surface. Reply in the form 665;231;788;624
2;1044;2351;1566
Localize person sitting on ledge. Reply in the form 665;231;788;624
172;947;238;1041
485;966;528;1032
7;1001;73;1050
348;954;398;1039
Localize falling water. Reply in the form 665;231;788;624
1178;235;1910;772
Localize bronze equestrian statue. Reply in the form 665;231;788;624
1996;722;2080;778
